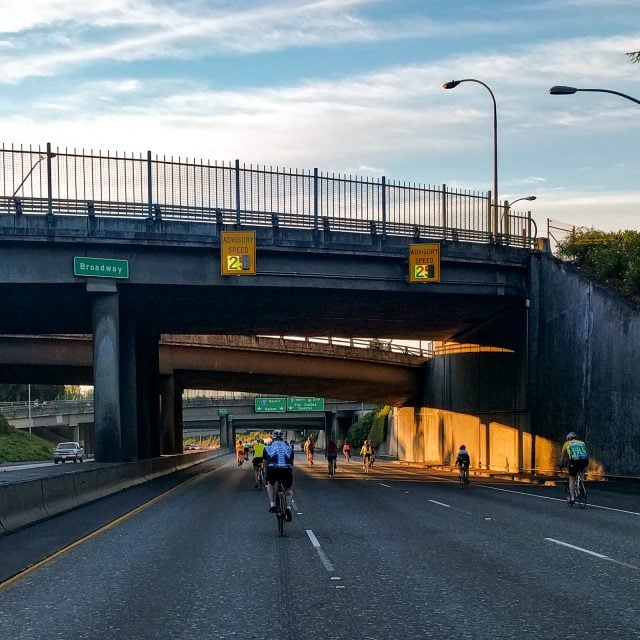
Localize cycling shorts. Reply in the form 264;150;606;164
568;458;588;477
327;454;337;460
266;466;293;489
252;457;264;467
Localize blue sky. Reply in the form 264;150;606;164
1;0;639;232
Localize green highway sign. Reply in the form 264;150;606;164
255;397;287;413
218;408;229;416
287;397;325;412
74;257;129;279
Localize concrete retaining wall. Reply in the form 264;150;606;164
0;450;225;535
531;253;640;476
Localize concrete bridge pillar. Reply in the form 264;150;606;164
219;415;229;449
160;375;181;454
324;411;337;442
91;287;122;463
136;332;160;459
119;316;138;462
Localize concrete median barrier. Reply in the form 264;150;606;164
0;480;48;533
0;450;227;535
41;473;79;517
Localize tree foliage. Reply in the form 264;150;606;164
0;384;65;403
345;406;390;447
627;51;640;64
556;229;640;304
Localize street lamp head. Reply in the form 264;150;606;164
549;85;578;95
442;80;461;90
523;195;537;201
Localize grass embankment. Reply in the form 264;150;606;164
0;415;54;463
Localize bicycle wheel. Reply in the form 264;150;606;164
276;484;286;536
577;477;587;509
363;457;370;474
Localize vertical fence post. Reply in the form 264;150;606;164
235;159;241;228
441;184;447;235
46;142;53;217
381;176;387;236
147;150;153;221
486;191;492;240
313;168;319;231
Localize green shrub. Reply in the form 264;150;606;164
0;413;14;435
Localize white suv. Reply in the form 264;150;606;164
53;442;84;464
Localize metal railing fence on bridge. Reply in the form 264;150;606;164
0;143;535;247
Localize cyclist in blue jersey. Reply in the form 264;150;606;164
560;432;589;505
263;429;294;522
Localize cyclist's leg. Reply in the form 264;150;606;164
568;461;577;502
265;467;277;511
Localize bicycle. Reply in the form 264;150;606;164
274;480;288;536
565;470;587;509
458;464;470;488
327;457;337;477
255;462;265;491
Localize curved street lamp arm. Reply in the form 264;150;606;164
577;88;640;106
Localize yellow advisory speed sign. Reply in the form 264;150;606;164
408;243;440;283
220;230;256;276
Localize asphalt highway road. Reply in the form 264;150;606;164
1;454;639;640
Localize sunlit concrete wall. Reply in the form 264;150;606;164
383;407;561;474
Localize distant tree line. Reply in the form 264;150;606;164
0;384;65;403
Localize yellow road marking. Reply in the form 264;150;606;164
0;471;205;591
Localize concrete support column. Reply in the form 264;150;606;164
324;411;337;442
92;290;122;462
136;332;160;459
229;419;236;447
219;415;229;449
119;317;138;462
160;375;176;455
174;384;183;453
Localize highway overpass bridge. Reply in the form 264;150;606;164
3;143;639;478
1;396;376;452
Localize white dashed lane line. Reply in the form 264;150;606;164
545;538;640;571
306;529;336;574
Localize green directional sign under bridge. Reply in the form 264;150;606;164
287;397;324;411
74;257;129;279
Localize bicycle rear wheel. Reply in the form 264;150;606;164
276;485;286;536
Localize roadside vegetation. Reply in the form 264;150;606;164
557;228;640;305
0;414;55;464
345;406;390;448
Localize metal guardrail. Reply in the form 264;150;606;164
0;143;535;247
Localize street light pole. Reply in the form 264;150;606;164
549;85;640;106
10;149;58;201
443;78;499;240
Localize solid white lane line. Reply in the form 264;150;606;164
481;485;640;516
545;538;640;570
305;529;335;573
379;483;392;488
429;499;452;508
545;538;608;559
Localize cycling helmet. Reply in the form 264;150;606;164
459;444;466;450
566;432;576;440
271;429;283;440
